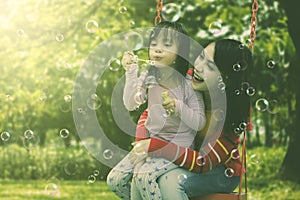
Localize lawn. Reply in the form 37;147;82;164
0;180;119;200
1;147;300;200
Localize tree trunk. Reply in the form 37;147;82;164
280;0;300;183
264;113;272;147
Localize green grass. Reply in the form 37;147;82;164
1;147;300;199
0;180;119;200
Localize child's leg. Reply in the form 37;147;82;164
106;154;134;200
130;175;144;200
134;158;178;200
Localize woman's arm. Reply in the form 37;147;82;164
147;137;237;174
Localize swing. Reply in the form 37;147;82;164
153;0;259;199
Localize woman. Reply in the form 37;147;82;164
131;39;253;199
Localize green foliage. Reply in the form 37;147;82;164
0;144;108;180
1;147;299;199
246;146;300;199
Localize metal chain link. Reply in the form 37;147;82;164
249;0;258;52
154;0;163;25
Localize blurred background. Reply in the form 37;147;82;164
0;0;299;199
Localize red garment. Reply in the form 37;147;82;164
148;134;244;176
134;67;250;176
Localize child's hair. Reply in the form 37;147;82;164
148;21;190;76
213;39;253;134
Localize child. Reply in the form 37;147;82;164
106;21;206;200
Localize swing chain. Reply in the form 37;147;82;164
154;0;163;25
249;0;258;52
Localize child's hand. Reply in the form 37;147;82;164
162;91;176;116
121;51;137;70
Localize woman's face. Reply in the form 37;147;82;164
149;30;179;68
191;42;220;92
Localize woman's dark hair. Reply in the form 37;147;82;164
148;21;190;76
213;39;253;135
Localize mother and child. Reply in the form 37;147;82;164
107;21;253;200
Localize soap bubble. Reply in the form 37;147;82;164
119;6;127;14
0;131;10;142
103;149;114;160
162;3;181;22
255;98;269;112
85;20;98;33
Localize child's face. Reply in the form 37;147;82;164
192;42;219;92
149;29;179;69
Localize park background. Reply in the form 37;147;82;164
1;0;300;199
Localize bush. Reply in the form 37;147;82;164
0;144;108;180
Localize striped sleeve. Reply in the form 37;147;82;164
148;137;237;174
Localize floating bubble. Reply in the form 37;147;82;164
267;60;276;69
23;135;40;149
217;76;223;82
77;107;86;115
16;29;25;37
87;175;96;184
103;149;113;160
87;94;102;110
129;20;135;28
44;183;59;196
24;130;34;139
55;33;64;42
234;127;241;135
196;155;206;166
255;98;269;112
124;32;144;51
212;109;225;121
217;81;226;92
246;86;256;96
93;169;100;176
177;174;188;184
240;82;250;91
119;6;127;14
232;63;241;72
107;58;121;72
59;128;70;138
224;168;234;178
268;99;280;114
64;161;79;176
39;94;47;102
0;131;10;142
249;154;260;165
162;3;181;22
234;89;241;96
208;20;222;35
85;20;98;33
64;95;72;103
60;102;71;113
239;43;245;49
239;122;248;131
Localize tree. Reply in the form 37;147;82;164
279;0;300;183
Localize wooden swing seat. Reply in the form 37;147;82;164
190;192;247;200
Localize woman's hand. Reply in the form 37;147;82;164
122;51;138;70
